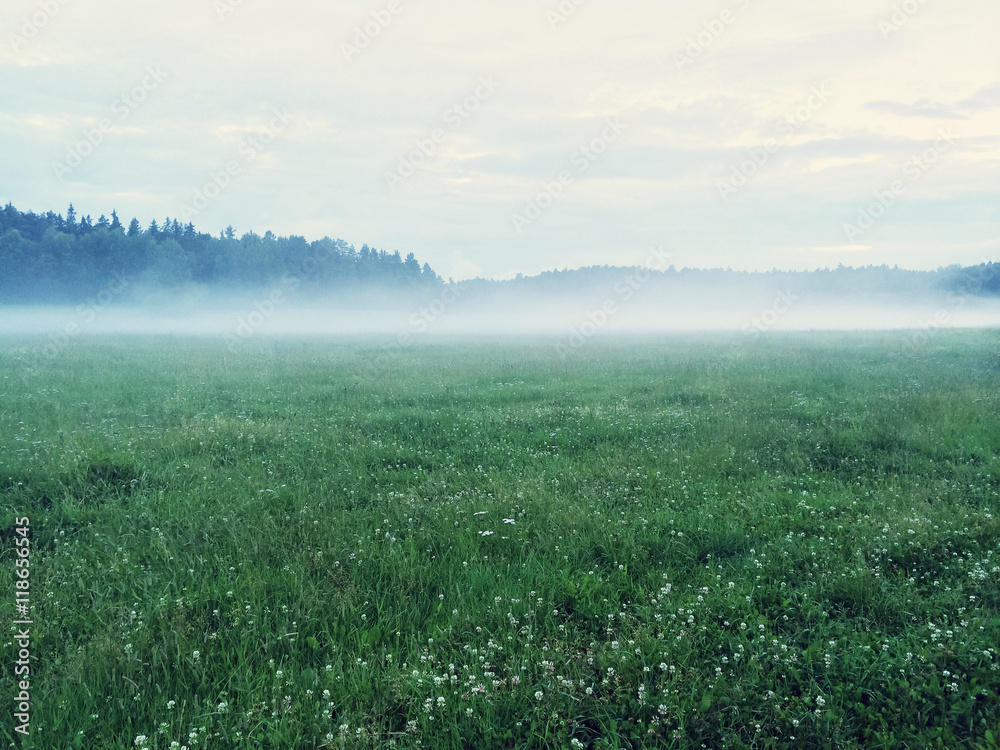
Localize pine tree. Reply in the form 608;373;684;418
127;218;141;237
110;211;123;231
404;252;421;276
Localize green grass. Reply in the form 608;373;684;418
2;330;1000;749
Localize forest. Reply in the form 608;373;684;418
0;203;439;303
1;202;998;304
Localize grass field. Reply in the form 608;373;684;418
2;330;1000;749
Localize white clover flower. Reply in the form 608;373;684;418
534;690;544;701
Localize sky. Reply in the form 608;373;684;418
1;0;998;281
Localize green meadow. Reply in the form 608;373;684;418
2;330;1000;749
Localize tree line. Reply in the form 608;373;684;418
2;202;998;304
0;203;440;303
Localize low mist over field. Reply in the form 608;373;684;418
3;255;1000;343
3;205;998;343
4;283;1000;340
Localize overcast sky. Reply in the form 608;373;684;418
2;0;998;280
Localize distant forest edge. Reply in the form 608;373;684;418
1;203;999;304
0;203;440;303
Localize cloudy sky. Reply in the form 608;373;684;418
2;0;998;280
